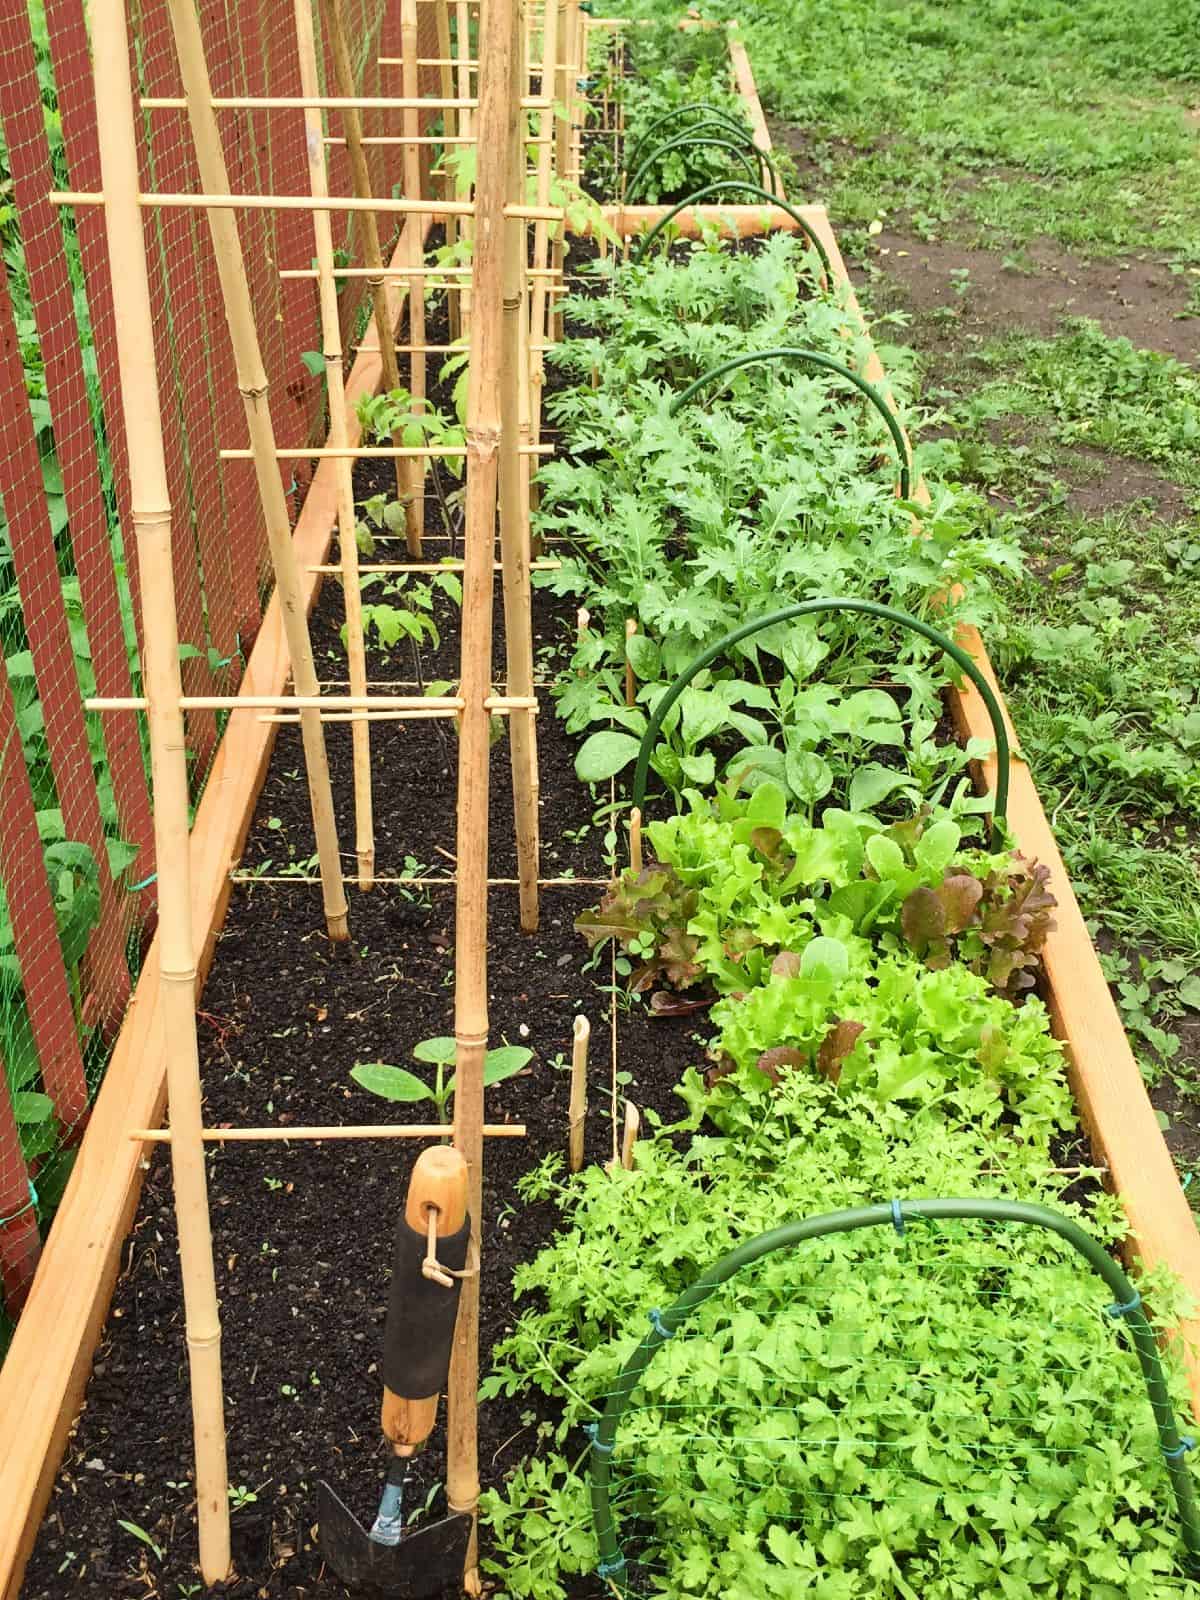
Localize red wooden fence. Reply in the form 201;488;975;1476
0;0;402;1329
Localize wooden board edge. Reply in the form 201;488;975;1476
807;206;1200;1408
0;216;429;1600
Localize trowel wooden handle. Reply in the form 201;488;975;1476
381;1146;470;1455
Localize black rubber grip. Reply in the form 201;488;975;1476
382;1213;470;1398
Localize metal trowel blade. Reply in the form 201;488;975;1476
317;1480;471;1597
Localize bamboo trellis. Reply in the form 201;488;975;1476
79;0;578;1584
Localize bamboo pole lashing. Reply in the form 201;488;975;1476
569;1015;589;1172
92;0;229;1580
499;8;540;934
296;0;380;886
130;1125;526;1143
161;0;349;944
319;0;412;545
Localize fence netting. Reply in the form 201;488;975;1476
0;0;422;1349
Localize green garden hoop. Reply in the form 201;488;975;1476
625;132;766;205
623;100;756;180
629;598;1009;843
668;347;912;498
628;182;832;284
589;1198;1200;1593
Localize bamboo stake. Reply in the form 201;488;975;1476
294;0;375;888
568;1014;589;1172
624;616;637;707
549;0;573;341
163;0;349;943
455;0;474;334
131;1124;526;1142
401;0;428;554
527;0;559;488
434;0;460;340
499;14;540;933
447;0;518;1584
91;0;229;1580
629;806;642;874
319;0;412;544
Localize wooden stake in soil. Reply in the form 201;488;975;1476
624;615;637;708
163;0;350;942
499;12;541;933
320;0;416;552
629;805;642;874
91;0;229;1579
294;0;376;889
569;1014;589;1172
446;0;521;1584
620;1101;640;1171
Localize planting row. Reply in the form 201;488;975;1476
474;188;1200;1594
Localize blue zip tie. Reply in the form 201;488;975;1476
584;1423;614;1456
1164;1437;1196;1461
890;1198;905;1236
128;872;158;892
648;1308;674;1340
1107;1290;1142;1318
597;1556;626;1580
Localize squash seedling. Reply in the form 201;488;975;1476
350;1035;533;1124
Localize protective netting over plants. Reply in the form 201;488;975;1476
506;1202;1200;1597
0;0;435;1346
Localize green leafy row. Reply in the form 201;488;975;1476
538;232;1017;807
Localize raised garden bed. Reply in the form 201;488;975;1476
4;16;1200;1600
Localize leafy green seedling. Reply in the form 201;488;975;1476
351;1036;533;1123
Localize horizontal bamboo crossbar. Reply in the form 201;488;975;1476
324;134;553;147
86;694;537;711
51;190;562;222
139;95;547;110
229;874;605;886
130;1124;526;1142
310;559;561;573
280;265;562;279
219;444;553;459
256;703;540;723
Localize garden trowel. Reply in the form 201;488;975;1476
319;1146;473;1596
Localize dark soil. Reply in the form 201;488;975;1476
23;515;702;1600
